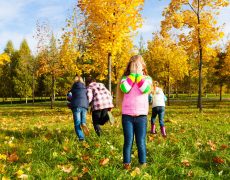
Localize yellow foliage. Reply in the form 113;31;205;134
0;53;10;65
77;0;144;80
145;33;188;85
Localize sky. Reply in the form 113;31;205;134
0;0;229;54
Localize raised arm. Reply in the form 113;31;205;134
120;73;136;93
87;87;93;103
136;74;152;94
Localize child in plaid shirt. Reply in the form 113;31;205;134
86;78;114;136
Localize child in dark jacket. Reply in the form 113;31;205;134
70;75;89;141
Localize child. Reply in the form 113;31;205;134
86;77;114;136
117;55;152;170
150;81;167;137
69;75;89;141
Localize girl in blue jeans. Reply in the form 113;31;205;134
70;75;89;141
150;81;167;137
117;55;152;170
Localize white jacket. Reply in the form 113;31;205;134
151;87;166;107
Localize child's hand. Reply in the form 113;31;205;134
136;61;143;75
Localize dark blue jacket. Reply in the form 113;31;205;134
70;82;89;109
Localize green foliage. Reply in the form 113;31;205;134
0;100;229;179
13;40;33;100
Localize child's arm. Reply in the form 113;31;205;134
136;74;152;94
120;73;136;93
87;87;93;104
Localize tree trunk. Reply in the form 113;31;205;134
32;74;35;105
51;75;55;109
167;65;170;106
176;81;178;98
26;97;27;104
219;84;222;101
108;52;112;92
196;1;202;112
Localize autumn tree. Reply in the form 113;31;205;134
145;33;188;105
78;0;144;91
161;0;229;111
213;42;230;100
0;52;11;100
60;6;91;81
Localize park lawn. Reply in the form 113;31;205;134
0;100;229;179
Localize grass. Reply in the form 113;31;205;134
0;100;229;179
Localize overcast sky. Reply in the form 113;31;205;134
0;0;229;54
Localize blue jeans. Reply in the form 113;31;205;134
72;107;87;140
151;106;165;127
122;115;147;164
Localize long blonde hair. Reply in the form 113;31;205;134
116;55;148;107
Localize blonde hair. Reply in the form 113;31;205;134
152;81;159;94
74;76;84;84
116;55;148;108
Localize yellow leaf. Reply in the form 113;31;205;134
130;167;141;177
26;148;33;155
0;154;7;160
2;176;10;180
58;164;73;173
18;174;29;179
0;164;6;174
16;169;24;176
53;152;58;157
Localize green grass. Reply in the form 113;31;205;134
0;100;229;179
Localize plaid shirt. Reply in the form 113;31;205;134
87;82;114;111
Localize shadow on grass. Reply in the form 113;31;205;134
0;127;74;143
195;150;230;176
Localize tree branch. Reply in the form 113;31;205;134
187;2;197;15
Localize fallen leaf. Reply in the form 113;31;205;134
95;143;101;148
82;155;90;161
58;164;73;173
7;152;19;162
220;144;228;150
63;146;70;152
187;170;193;177
18;174;28;179
181;159;190;167
0;164;6;173
213;157;225;164
82;167;89;173
53;152;58;158
26;148;32;155
0;154;7;160
2;176;10;180
207;140;216;151
16;169;24;176
148;135;154;142
130;167;141;177
82;142;90;148
99;158;109;166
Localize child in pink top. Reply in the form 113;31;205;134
117;55;152;170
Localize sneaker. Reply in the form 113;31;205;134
123;163;131;170
108;111;115;125
139;163;147;169
81;124;89;136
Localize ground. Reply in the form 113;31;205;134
0;98;229;179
